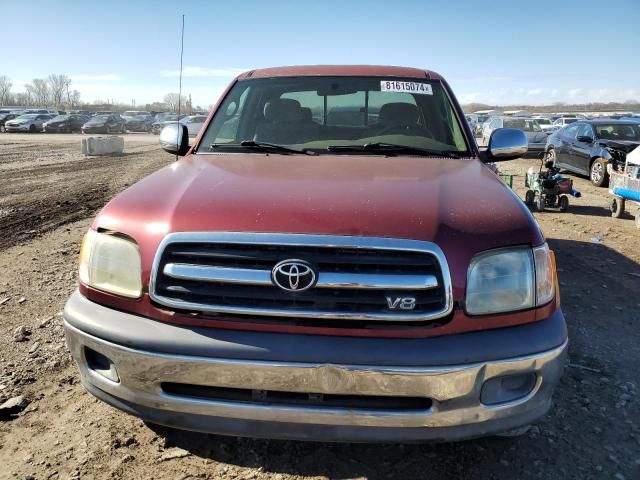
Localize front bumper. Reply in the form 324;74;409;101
5;124;31;132
64;290;567;442
126;123;148;131
82;126;108;133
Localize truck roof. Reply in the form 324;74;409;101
237;65;443;81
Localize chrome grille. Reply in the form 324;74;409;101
150;233;453;322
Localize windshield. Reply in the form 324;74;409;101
198;76;469;154
92;115;110;121
51;115;70;121
17;114;38;120
504;118;542;132
534;118;551;125
595;124;640;141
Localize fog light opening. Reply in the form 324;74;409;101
481;373;536;406
84;347;120;383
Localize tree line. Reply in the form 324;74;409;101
0;74;81;108
0;74;205;113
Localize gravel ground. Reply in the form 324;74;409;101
0;133;639;480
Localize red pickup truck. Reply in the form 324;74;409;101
64;65;567;442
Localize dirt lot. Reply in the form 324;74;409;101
0;133;639;480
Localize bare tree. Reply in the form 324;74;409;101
26;79;50;106
163;92;181;112
15;92;32;106
68;89;81;107
0;75;12;106
47;74;71;107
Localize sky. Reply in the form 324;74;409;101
2;0;639;108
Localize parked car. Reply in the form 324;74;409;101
532;117;555;133
24;108;59;115
43;114;89;133
546;120;640;186
64;65;567;443
151;113;187;134
482;117;548;156
552;117;580;128
4;113;53;132
124;114;154;132
0;112;21;132
81;114;127;134
182;114;208;136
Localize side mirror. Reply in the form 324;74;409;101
159;123;189;156
484;128;528;162
576;135;593;143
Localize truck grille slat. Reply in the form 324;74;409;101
150;233;453;323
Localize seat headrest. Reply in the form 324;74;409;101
378;103;419;125
263;98;303;122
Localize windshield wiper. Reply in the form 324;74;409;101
209;140;317;156
327;143;461;159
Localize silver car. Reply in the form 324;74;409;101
4;113;53;132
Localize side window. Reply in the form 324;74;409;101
210;85;250;143
577;124;594;140
563;124;580;139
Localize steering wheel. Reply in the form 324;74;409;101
377;124;430;136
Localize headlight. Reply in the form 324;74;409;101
79;229;142;298
465;244;556;315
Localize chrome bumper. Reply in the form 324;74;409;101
65;321;567;431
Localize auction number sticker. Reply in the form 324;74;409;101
380;81;433;95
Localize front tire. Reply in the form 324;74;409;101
525;190;535;206
535;195;545;212
29;125;36;133
611;197;625;218
590;159;608;187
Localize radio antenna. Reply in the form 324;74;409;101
176;14;185;161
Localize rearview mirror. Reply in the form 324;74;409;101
485;128;528;161
576;135;593;143
159;123;190;156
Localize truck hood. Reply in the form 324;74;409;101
95;153;543;290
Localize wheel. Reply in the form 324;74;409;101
636;213;640;230
535;195;545;212
546;148;556;166
590;159;608;187
121;124;126;134
29;125;36;133
525;190;535;206
611;197;625;218
559;195;569;212
0;124;5;133
65;126;71;133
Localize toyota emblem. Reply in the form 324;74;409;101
272;260;317;292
